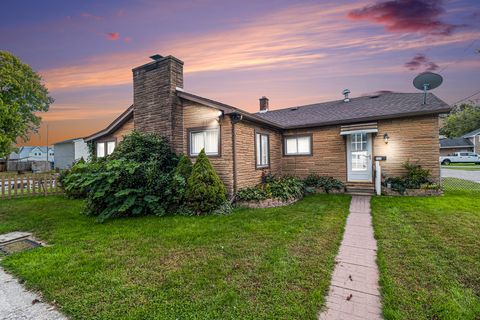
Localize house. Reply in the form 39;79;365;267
6;146;54;172
85;55;450;194
8;146;54;162
462;128;480;154
54;138;89;169
439;137;474;156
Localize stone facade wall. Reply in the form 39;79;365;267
182;102;234;195
132;56;184;153
374;115;441;181
234;121;283;190
281;125;348;182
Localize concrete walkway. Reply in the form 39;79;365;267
0;267;66;319
319;195;382;320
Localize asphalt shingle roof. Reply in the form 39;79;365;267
256;92;450;128
439;138;473;148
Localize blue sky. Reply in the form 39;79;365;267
1;0;479;144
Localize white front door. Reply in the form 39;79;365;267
347;133;373;182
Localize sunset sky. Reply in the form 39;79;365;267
1;0;479;146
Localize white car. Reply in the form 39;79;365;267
440;152;480;165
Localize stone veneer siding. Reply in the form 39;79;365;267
281;125;348;182
374;114;440;181
182;102;235;195
234;121;283;190
133;56;184;154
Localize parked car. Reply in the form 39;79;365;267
440;152;480;165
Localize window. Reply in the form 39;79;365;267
255;133;269;168
97;142;105;157
189;127;220;156
284;135;312;155
96;140;116;158
460;152;469;156
107;141;116;155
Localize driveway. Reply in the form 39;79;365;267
441;168;480;183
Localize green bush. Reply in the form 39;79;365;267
303;174;345;193
384;161;433;194
59;158;103;198
186;149;226;214
235;175;304;202
110;130;178;166
170;155;193;213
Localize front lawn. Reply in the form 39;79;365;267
372;191;480;320
0;194;350;319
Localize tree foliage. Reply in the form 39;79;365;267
0;51;53;157
440;103;480;138
186;149;226;214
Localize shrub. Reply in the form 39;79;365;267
110;130;178;166
59;158;103;198
384;161;433;194
269;176;304;201
186;149;226;214
170;155;193;211
235;175;304;202
303;174;345;193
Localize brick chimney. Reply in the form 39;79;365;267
132;55;184;152
259;96;269;112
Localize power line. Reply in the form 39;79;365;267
452;89;480;105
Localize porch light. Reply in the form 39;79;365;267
383;133;390;144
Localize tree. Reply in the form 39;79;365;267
0;51;53;158
440;103;480;138
186;149;226;214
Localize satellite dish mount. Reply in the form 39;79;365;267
413;72;443;105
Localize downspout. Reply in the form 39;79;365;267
231;118;237;196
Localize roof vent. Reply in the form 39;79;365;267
149;54;163;61
342;89;351;102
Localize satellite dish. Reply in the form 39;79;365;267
413;72;443;104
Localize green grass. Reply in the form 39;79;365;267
0;194;350;319
442;177;480;191
372;191;480;320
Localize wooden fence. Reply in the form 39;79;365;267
0;174;62;199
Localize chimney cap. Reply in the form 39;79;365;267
150;54;163;61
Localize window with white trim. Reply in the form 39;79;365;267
96;140;116;158
284;135;312;155
255;132;269;168
189;127;220;156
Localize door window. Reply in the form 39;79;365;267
351;133;368;171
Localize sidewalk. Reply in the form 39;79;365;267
0;267;66;320
319;195;382;320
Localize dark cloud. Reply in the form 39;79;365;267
404;53;439;71
348;0;459;36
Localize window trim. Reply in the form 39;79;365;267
96;138;117;158
187;126;221;157
283;134;313;156
254;130;270;169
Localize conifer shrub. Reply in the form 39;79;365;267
186;149;226;214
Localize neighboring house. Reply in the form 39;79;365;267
85;55;450;194
54;138;89;169
462;128;480;154
439;137;474;156
8;146;54;162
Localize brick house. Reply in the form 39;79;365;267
85;55;450;195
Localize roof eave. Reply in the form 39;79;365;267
85;105;134;142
